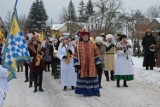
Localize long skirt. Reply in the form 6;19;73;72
75;73;100;96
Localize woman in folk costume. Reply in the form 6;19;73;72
73;31;102;97
104;34;116;81
57;36;76;91
114;35;134;87
150;32;160;71
95;37;106;88
28;34;45;92
0;65;9;107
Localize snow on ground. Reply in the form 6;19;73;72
133;57;160;86
3;57;160;107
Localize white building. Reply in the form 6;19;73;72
84;12;127;35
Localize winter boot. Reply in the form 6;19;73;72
71;86;75;90
39;87;44;92
29;81;32;88
104;71;109;81
117;80;120;87
63;86;67;91
150;66;154;70
123;80;128;87
110;71;115;81
33;88;37;93
24;78;28;82
146;66;149;70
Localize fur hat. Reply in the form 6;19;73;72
95;37;103;43
106;34;114;40
80;31;90;36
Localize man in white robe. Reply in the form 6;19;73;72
57;37;76;91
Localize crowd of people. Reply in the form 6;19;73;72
0;29;160;106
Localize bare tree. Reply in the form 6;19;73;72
146;6;160;21
95;0;108;31
19;15;27;33
95;0;123;33
3;11;12;32
59;7;69;23
103;0;123;34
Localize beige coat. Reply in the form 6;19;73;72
104;43;116;71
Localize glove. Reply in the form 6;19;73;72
74;65;81;70
68;49;72;55
63;56;67;59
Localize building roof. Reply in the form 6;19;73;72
51;23;65;30
154;18;160;23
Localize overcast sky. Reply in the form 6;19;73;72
0;0;160;23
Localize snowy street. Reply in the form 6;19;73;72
3;57;160;107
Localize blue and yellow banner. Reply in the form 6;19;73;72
2;0;30;81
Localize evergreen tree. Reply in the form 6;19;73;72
78;0;87;22
68;0;77;22
85;0;94;20
26;0;48;33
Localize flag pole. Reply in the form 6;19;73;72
14;0;18;9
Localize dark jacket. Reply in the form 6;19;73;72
28;43;45;73
142;34;156;67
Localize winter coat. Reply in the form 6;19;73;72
43;44;53;62
142;34;156;67
104;42;116;71
28;43;45;73
96;44;106;68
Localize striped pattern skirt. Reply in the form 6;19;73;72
75;73;100;96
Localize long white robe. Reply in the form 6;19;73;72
0;65;9;107
57;44;76;86
114;48;133;75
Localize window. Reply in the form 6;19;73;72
91;25;93;30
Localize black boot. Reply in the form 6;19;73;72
39;87;44;92
33;88;37;93
117;80;120;87
123;80;128;87
71;86;75;90
24;78;28;82
99;84;102;88
110;71;115;81
150;67;154;70
63;86;67;91
29;81;32;88
146;66;149;70
104;71;109;81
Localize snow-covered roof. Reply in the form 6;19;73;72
51;23;65;30
154;18;160;23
